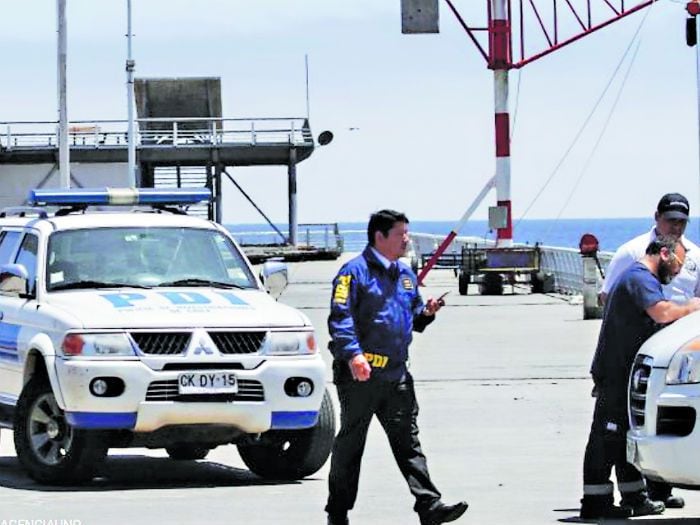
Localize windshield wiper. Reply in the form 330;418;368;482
157;278;249;289
50;280;153;291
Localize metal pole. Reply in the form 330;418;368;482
126;0;137;187
417;175;496;284
305;54;311;120
288;148;298;246
214;163;223;223
57;0;70;188
696;13;700;236
491;0;513;247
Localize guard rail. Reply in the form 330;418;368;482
0;117;313;150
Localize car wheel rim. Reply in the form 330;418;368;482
28;393;73;466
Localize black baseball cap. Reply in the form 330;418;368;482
657;193;690;220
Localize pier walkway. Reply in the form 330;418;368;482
0;254;697;524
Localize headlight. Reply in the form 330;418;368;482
666;337;700;384
264;331;317;355
61;333;136;357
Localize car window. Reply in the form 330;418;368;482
46;227;257;290
15;233;38;294
213;234;254;283
0;230;22;265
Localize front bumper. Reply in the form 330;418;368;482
627;357;700;487
55;355;327;433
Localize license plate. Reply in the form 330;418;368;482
178;371;238;394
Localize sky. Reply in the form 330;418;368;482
0;0;698;226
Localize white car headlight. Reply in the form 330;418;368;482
61;333;136;357
265;331;317;355
666;337;700;384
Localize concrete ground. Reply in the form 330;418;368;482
0;254;698;524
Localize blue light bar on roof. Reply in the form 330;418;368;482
28;187;211;207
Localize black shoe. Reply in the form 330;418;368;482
664;495;685;509
419;501;468;525
623;498;665;517
579;502;632;520
326;514;348;525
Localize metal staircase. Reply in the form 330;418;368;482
153;166;210;219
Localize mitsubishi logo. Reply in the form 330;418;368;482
193;338;214;355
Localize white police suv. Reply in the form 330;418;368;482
0;187;334;484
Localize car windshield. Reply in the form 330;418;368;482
45;227;257;291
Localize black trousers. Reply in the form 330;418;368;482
582;386;646;502
325;373;441;516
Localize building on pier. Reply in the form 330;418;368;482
0;77;317;247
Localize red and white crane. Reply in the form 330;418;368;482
404;0;659;284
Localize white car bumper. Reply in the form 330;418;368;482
54;355;327;433
627;431;700;487
627;359;700;487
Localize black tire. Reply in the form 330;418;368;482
238;388;336;480
480;273;504;295
531;271;554;294
458;271;469;296
166;444;210;461
14;378;108;484
531;273;543;293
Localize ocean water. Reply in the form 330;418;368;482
226;217;700;254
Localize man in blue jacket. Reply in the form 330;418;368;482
324;209;467;525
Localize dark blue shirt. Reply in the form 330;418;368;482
590;262;665;387
328;246;433;382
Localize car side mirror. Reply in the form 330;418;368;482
0;263;30;297
260;260;288;300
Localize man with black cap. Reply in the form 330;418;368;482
581;235;700;519
601;193;699;306
598;192;700;509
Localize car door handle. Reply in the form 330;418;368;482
0;311;4;321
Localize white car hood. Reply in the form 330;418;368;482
637;309;700;367
45;288;308;329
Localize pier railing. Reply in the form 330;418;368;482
0;117;313;150
409;233;612;294
538;244;612;294
229;223;343;252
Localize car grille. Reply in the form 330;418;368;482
145;378;265;402
161;363;245;371
629;354;652;429
208;331;266;354
131;332;191;355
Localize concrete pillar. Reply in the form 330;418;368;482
582;256;603;319
140;163;154;188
